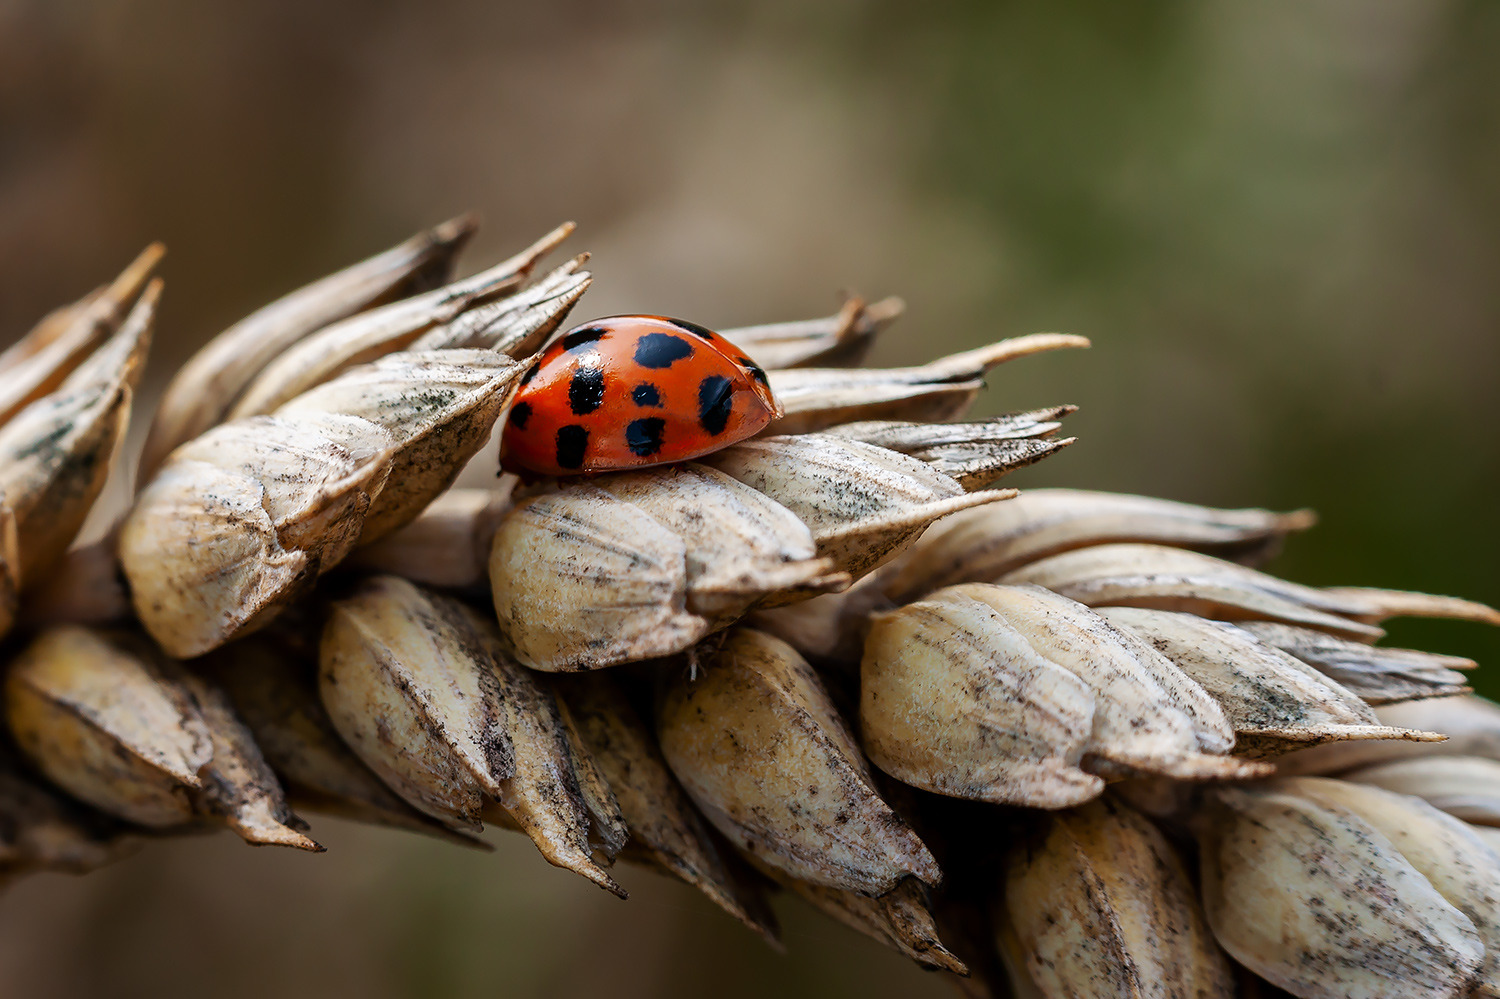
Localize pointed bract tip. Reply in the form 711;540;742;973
866;296;905;320
580;862;628;899
432;213;481;246
230;817;325;853
1278;508;1319;531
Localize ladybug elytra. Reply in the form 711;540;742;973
500;315;783;476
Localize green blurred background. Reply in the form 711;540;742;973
1;1;1497;995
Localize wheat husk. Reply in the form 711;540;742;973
1002;797;1233;998
227;222;570;418
490;466;843;672
0;244;162;428
879;488;1316;603
318;576;627;895
554;672;779;941
766;334;1090;433
1344;755;1500;827
1002;543;1388;640
704;433;1017;580
0;747;135;879
944;584;1266;781
860;590;1102;808
719;295;903;370
1196;783;1484;999
0;279;156;591
344;486;515;590
5;626;317;849
121;349;520;657
1236;620;1472;704
409;256;591;356
140;217;475;476
1099;608;1442;758
658;628;942;895
203;631;486;847
828;409;1078;490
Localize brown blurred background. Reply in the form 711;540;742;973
1;1;1498;996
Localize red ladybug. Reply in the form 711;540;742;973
500;315;783;476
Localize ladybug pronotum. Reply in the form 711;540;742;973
500;315;784;476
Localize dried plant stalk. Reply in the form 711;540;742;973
6;214;1500;999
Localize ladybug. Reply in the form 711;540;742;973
500;315;783;476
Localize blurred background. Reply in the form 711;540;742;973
1;0;1497;995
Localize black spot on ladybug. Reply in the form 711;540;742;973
698;375;734;436
555;425;588;469
634;333;694;369
509;400;533;429
668;318;720;342
520;362;541;386
632;383;662;407
625;417;666;457
561;326;608;351
738;357;770;386
569;366;605;415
